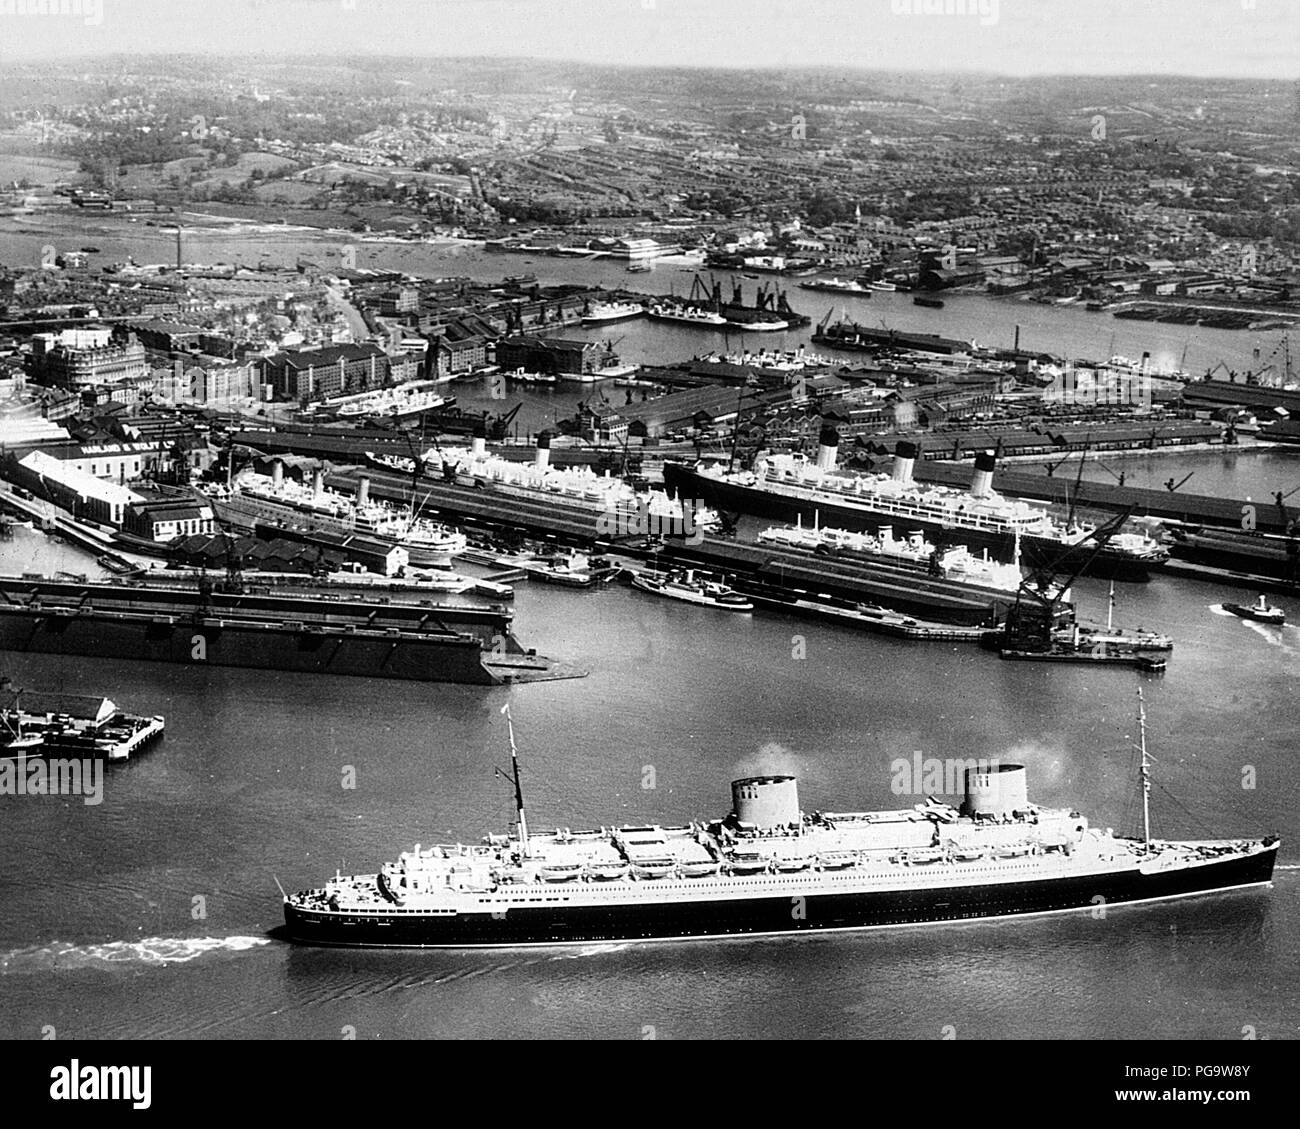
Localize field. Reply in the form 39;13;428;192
0;134;85;188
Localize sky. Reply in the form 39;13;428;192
0;0;1297;78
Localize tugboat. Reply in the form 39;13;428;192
1222;594;1286;625
283;700;1279;948
630;568;753;611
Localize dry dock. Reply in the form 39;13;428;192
0;577;583;685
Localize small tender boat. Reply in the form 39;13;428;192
631;568;753;611
679;861;721;878
726;855;770;875
1222;594;1286;625
539;863;584;882
586;862;630;881
773;857;813;873
814;852;858;870
631;859;676;879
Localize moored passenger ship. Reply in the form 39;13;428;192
283;706;1277;948
663;432;1169;581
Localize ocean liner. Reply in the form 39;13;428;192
662;434;1168;581
209;463;467;567
372;434;719;537
283;702;1277;948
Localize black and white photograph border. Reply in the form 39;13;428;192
0;0;1296;1076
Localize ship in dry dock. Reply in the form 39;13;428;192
663;433;1169;581
206;462;467;567
283;704;1277;947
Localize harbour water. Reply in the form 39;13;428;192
0;523;1297;1039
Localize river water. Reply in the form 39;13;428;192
1;216;1297;1040
1;210;1289;379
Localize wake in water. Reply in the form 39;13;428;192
557;943;633;959
0;935;271;973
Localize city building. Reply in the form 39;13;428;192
260;343;390;402
493;335;604;377
27;328;149;389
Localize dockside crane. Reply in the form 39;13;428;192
1004;507;1137;652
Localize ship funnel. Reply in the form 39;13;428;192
312;466;324;499
357;476;371;508
971;450;997;499
816;425;840;472
471;423;487;459
731;775;800;830
960;763;1028;819
271;459;284;489
534;432;551;472
892;441;918;485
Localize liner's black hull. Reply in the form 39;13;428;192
284;846;1276;947
663;463;1158;581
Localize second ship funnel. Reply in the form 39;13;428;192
731;775;800;830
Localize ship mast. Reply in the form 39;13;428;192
1137;689;1151;849
502;704;530;858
